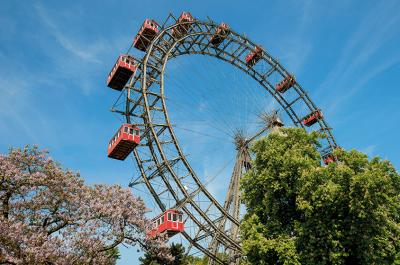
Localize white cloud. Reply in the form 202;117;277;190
273;0;316;75
0;77;50;145
34;4;104;63
361;144;377;157
327;54;400;113
32;3;129;95
316;0;400;113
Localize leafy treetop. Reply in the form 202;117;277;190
240;128;400;265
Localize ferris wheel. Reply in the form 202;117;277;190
105;12;338;265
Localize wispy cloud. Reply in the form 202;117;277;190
34;4;105;64
32;3;128;95
327;53;400;113
360;144;377;157
0;2;129;150
317;0;400;114
276;0;314;74
0;76;51;145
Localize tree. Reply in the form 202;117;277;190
140;243;193;265
240;128;400;264
0;145;170;264
105;248;121;265
140;243;209;265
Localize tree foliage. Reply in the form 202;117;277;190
140;243;205;265
0;145;170;264
240;128;400;264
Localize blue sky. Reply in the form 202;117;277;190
1;0;399;263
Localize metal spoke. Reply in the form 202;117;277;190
108;14;338;265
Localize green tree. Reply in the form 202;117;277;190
105;248;120;265
240;128;400;265
140;243;194;265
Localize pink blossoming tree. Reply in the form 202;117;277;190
0;145;170;264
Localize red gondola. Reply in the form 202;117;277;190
276;75;296;93
172;12;194;38
323;154;336;165
210;23;230;46
107;55;137;91
133;19;160;52
322;146;342;165
108;124;140;161
148;209;184;238
245;45;263;66
302;109;323;127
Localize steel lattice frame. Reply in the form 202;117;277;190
111;13;338;264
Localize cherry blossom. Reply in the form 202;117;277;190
0;145;170;264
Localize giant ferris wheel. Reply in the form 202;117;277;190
105;12;338;265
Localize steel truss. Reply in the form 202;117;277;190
111;13;338;264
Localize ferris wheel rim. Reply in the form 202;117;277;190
121;14;338;264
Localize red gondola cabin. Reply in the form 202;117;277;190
323;154;336;165
302;109;323;127
133;19;160;51
245;45;263;66
210;23;230;46
172;12;194;38
108;124;140;160
148;209;184;238
322;146;341;165
276;75;296;93
107;55;136;91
